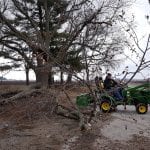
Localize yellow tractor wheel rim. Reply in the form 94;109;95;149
101;102;110;111
139;105;146;113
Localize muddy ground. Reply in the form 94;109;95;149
0;84;150;150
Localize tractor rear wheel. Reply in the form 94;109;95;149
136;103;148;114
100;100;111;113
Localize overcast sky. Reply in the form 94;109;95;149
1;0;150;80
121;0;150;79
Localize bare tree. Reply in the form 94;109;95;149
0;0;131;86
119;22;150;84
0;0;135;129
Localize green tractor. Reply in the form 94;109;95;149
76;83;150;114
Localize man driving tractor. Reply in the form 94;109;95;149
104;73;124;101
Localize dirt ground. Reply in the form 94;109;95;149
0;84;150;150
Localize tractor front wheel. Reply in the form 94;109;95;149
136;103;148;114
100;100;111;113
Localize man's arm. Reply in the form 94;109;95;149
112;79;119;86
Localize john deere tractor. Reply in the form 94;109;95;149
76;83;150;114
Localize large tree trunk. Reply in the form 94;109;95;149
34;0;51;88
35;57;49;87
35;68;49;87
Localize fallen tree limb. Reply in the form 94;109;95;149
0;88;42;105
55;104;92;130
55;105;80;120
0;83;44;105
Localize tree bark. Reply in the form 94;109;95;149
48;71;54;87
35;57;49;87
67;72;72;83
60;71;64;84
25;65;30;86
35;68;49;87
86;67;90;83
25;69;29;86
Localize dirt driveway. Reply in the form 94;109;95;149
60;106;150;150
0;83;150;150
1;106;150;150
99;105;150;150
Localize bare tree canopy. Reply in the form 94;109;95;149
0;0;132;85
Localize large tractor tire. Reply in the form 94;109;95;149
136;103;148;114
100;100;111;113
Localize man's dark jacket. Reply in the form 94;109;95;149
104;78;118;90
